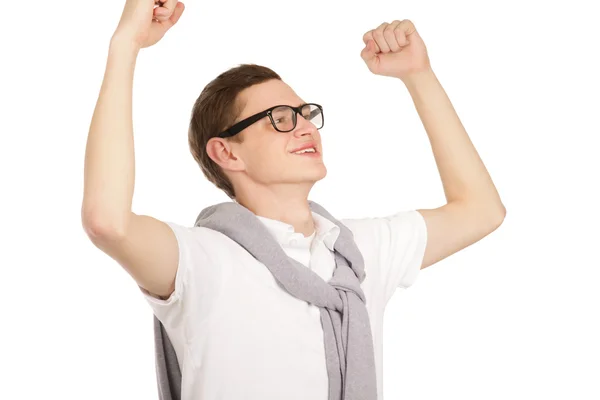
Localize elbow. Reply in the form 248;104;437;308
81;207;128;241
462;199;506;232
488;203;506;230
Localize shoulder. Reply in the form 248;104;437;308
340;210;428;293
340;209;426;245
165;222;240;255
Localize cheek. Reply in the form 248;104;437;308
244;138;287;174
264;141;288;167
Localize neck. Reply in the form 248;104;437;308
235;185;315;237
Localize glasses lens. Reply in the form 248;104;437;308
272;104;324;132
272;106;295;132
302;104;323;129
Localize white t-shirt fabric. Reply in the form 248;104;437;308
141;209;428;400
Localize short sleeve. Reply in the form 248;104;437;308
383;210;428;290
139;221;221;329
341;210;428;304
139;222;189;306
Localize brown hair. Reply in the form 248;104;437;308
188;64;282;199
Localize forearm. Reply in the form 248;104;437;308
403;69;504;213
82;38;140;236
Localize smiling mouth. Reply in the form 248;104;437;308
292;149;317;154
290;144;319;154
290;148;321;157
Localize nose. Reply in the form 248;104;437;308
292;113;318;137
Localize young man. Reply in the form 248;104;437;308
82;1;505;399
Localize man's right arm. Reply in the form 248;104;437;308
81;38;178;299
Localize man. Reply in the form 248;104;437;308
82;1;505;399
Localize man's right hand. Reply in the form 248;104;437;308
113;0;185;49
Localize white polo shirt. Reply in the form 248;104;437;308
142;209;427;400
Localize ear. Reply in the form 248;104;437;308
206;137;246;172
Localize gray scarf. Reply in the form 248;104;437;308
153;200;377;400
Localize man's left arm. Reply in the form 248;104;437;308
407;68;505;269
361;20;506;270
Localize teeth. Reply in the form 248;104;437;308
294;148;316;154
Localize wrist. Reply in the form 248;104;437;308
400;68;436;90
110;32;142;55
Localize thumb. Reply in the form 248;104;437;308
360;40;378;64
168;2;185;25
157;2;185;30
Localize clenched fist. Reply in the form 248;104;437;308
360;19;431;82
113;0;185;49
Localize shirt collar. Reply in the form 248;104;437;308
312;212;340;251
255;211;340;251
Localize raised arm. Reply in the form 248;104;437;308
406;69;505;268
360;20;505;270
81;0;185;298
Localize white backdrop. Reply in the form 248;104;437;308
1;0;599;399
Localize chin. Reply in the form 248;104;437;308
317;165;327;180
306;165;328;182
286;170;326;185
276;162;327;184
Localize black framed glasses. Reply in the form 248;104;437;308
218;103;324;139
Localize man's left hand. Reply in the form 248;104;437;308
360;19;431;81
